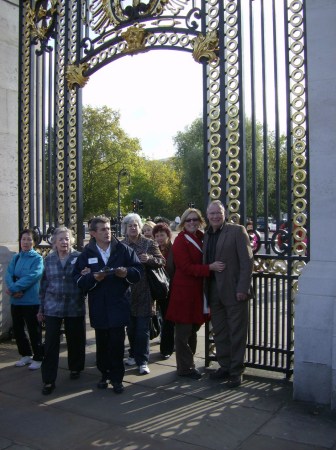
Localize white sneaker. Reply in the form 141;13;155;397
15;356;32;367
125;357;136;366
28;360;42;370
139;364;150;375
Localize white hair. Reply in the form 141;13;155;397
121;213;143;236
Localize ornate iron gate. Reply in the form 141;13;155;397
19;0;308;376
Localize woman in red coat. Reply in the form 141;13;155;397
166;208;225;379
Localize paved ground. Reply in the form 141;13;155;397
0;324;335;450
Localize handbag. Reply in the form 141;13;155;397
149;313;161;340
146;266;170;301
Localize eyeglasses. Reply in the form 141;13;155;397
185;218;199;223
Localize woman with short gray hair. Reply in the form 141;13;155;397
121;213;165;375
120;213;143;236
38;226;86;395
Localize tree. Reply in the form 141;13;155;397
82;105;142;219
173;117;205;210
124;158;184;220
174;116;288;219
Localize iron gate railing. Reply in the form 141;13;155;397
19;0;309;377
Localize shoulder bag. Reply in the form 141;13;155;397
146;266;170;301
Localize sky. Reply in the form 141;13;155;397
82;51;203;160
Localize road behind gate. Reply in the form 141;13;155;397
0;324;335;450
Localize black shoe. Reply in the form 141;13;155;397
42;383;55;395
112;383;124;394
160;354;171;360
227;375;242;388
70;371;80;380
209;367;230;380
97;378;109;389
179;369;202;380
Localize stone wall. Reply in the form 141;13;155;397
0;0;19;338
294;0;336;409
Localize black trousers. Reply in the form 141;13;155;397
41;316;86;384
95;326;125;384
11;304;43;361
157;298;175;356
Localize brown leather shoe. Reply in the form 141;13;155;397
209;367;230;380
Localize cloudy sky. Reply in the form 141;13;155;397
82;51;203;160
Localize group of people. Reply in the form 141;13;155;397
5;200;253;395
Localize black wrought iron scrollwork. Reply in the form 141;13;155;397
186;8;201;30
27;0;57;54
33;226;55;246
80;37;93;55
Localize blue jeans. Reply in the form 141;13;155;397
127;315;150;365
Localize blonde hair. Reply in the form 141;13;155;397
142;220;156;231
178;208;206;231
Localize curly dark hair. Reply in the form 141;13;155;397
152;222;172;239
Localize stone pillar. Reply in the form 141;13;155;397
294;0;336;408
0;0;19;339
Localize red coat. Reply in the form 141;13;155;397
166;230;210;325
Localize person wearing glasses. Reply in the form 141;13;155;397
166;208;225;380
203;200;253;388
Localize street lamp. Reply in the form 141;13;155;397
117;168;131;236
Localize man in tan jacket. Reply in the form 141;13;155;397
203;200;253;387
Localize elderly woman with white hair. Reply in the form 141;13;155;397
37;227;86;395
121;213;165;375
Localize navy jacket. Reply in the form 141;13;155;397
73;238;142;329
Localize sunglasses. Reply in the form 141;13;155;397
185;218;199;223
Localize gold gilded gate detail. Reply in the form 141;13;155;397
19;0;308;377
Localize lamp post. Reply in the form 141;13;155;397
117;168;131;236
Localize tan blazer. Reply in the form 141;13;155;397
203;223;254;305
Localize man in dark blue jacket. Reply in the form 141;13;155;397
73;216;142;393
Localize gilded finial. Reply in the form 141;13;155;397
192;31;219;64
66;63;90;90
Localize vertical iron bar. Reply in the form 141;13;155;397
76;0;85;248
64;3;69;227
18;2;24;231
237;1;246;223
249;0;257;226
48;50;53;229
53;21;58;227
302;0;310;261
36;54;41;229
272;0;281;225
42;52;47;236
29;49;36;229
260;0;269;250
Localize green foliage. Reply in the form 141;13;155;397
173;116;289;219
245;118;288;217
173;117;205;210
82;106;289;224
124;159;185;219
82;105;141;219
82;106;185;221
